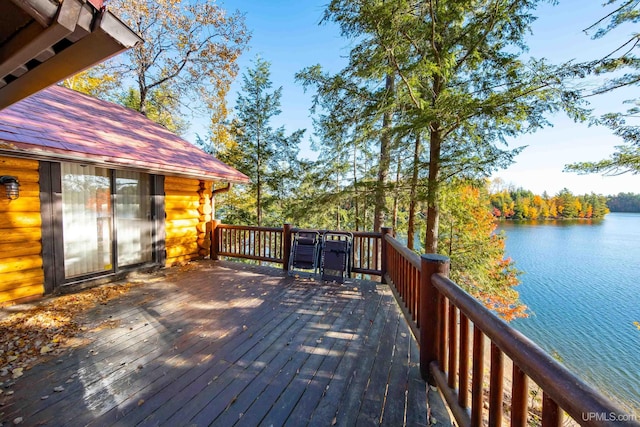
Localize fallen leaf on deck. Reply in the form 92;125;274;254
0;283;137;387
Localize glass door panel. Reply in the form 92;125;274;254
115;171;152;266
62;164;113;278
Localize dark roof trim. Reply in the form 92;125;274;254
0;0;142;110
0;148;245;184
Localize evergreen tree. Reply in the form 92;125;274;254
323;0;586;254
219;57;304;226
608;192;640;212
565;1;640;175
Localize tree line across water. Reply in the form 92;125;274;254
606;193;640;212
490;187;610;220
490;189;640;220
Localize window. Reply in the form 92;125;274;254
62;164;112;277
57;163;158;281
115;170;152;266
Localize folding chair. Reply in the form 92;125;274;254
320;231;353;283
288;230;321;276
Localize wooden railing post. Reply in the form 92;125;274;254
282;223;292;271
420;253;450;383
380;227;393;283
211;219;221;260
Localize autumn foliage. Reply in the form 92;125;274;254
440;183;527;321
490;186;609;220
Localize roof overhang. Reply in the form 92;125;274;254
0;0;142;110
0;147;250;184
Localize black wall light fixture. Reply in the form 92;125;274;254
0;176;20;200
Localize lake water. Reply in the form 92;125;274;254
497;213;640;415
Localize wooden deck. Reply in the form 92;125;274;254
0;260;435;426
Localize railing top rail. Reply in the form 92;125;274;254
350;230;382;238
217;224;283;232
290;227;382;238
385;234;421;270
431;272;632;424
289;228;322;235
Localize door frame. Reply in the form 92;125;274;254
39;161;165;292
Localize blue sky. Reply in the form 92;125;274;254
188;0;640;196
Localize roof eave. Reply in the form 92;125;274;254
0;145;251;185
0;0;142;110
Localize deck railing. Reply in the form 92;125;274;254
210;222;637;426
383;233;638;427
211;222;390;276
212;222;284;263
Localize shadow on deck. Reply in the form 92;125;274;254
0;260;451;426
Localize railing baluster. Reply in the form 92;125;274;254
254;229;258;257
489;342;504;426
459;313;470;408
413;267;420;322
471;325;485;426
542;392;562;427
448;302;458;389
401;256;405;299
439;294;448;372
511;365;528;427
229;230;238;253
244;229;248;255
362;236;366;270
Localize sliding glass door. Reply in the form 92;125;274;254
61;164;154;279
62;164;113;278
115;171;152;266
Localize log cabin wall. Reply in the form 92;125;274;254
0;156;44;306
164;176;212;266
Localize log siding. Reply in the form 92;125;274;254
164;176;212;266
0;156;44;305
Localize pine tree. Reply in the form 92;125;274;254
565;1;640;175
220;57;304;226
323;0;586;253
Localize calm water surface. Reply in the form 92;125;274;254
498;213;640;415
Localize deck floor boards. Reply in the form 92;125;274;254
0;261;429;426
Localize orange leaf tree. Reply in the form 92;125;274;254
440;180;527;321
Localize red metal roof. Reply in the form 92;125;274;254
0;86;249;183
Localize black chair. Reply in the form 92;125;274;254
320;231;353;283
288;230;321;276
